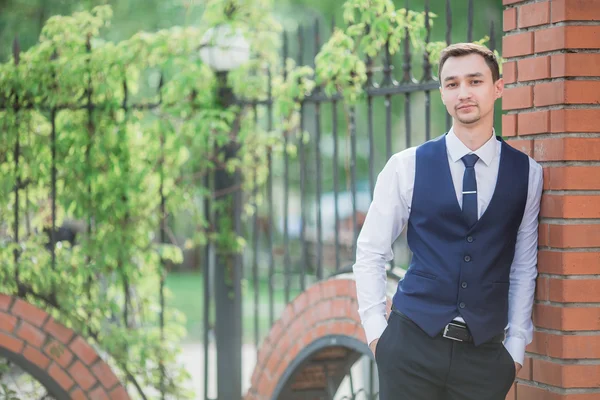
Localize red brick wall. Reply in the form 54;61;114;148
502;0;600;398
0;294;129;399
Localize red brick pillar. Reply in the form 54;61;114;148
502;0;600;398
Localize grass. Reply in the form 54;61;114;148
164;272;206;342
165;271;296;344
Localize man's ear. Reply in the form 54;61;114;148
494;78;504;99
439;86;445;104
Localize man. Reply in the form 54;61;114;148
352;43;543;400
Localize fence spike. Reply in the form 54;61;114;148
422;0;433;82
297;25;303;66
490;20;496;52
468;0;474;42
446;0;452;46
283;30;289;78
12;36;20;65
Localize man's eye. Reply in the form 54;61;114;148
446;83;456;88
472;80;482;84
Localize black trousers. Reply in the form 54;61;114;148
375;310;515;400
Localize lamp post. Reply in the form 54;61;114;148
200;24;250;400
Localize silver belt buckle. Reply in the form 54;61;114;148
443;322;464;342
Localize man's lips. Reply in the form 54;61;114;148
457;104;477;110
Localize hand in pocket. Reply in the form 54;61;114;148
369;338;379;357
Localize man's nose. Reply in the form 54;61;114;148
458;83;472;99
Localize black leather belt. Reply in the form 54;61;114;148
392;307;505;344
439;320;504;344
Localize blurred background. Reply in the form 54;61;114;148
0;0;502;333
0;0;503;398
1;0;501;64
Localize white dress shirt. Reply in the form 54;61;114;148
353;128;543;366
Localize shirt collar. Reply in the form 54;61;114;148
446;127;498;166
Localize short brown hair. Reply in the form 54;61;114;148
438;43;500;82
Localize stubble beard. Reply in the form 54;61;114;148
455;105;483;125
457;113;481;125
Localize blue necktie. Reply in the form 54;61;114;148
461;154;479;227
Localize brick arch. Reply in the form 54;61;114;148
0;294;129;400
246;278;391;400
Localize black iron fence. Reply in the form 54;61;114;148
238;0;500;398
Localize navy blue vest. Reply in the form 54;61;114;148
392;134;529;346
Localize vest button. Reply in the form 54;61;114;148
464;255;472;262
459;302;466;309
467;236;474;243
461;282;468;289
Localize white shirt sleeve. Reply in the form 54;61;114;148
352;150;413;346
504;158;544;366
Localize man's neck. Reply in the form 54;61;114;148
452;120;494;151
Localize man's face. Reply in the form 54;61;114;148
439;53;503;126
